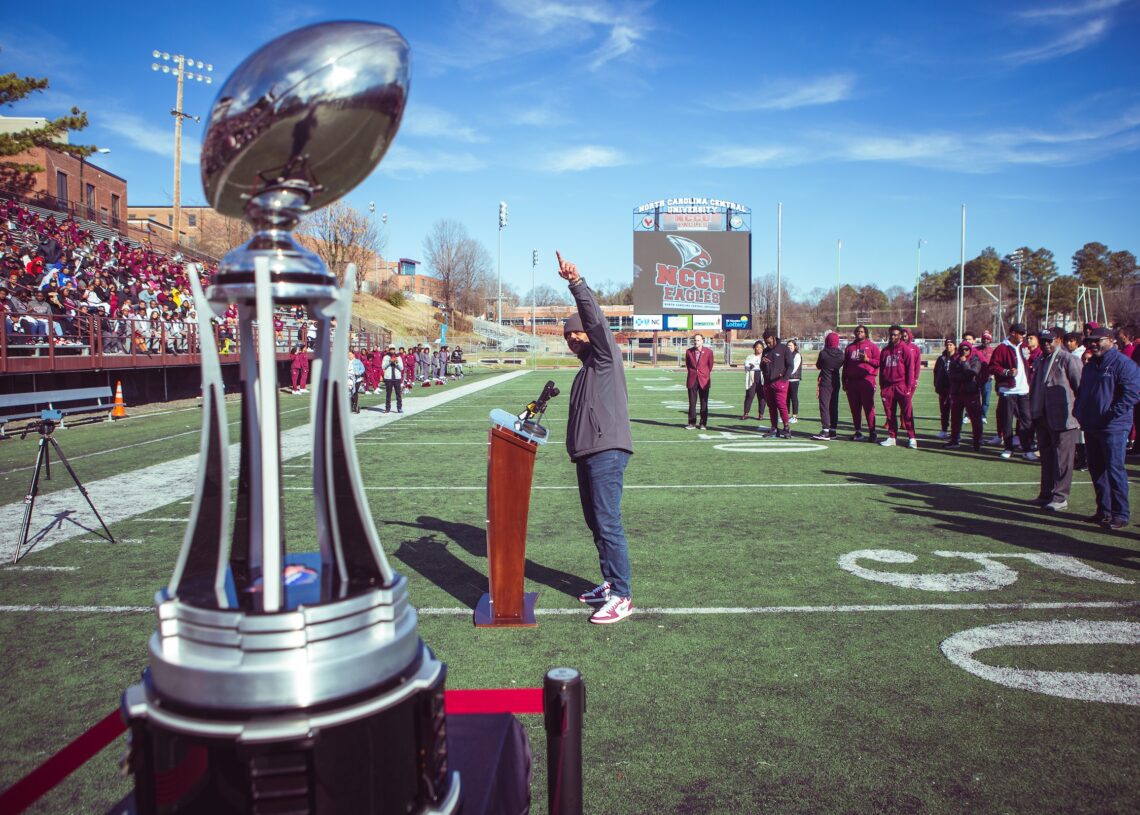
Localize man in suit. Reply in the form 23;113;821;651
1028;328;1083;512
685;333;714;430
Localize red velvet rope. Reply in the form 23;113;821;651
0;688;544;814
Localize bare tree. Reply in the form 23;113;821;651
196;209;252;258
297;200;382;289
422;219;493;314
520;284;570;306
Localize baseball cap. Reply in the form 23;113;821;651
1086;327;1112;341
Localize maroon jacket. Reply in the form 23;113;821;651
842;338;880;384
879;341;916;391
988;341;1023;391
685;345;713;388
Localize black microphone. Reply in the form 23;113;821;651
520;380;560;422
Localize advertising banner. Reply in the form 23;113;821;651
722;313;752;331
633;231;751;315
664;314;693;330
633;314;664;331
693;315;722;330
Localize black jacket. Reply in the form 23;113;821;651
949;355;983;396
815;347;844;390
761;342;792;382
933;352;953;394
565;279;633;462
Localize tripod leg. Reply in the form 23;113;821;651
14;439;49;563
47;437;116;545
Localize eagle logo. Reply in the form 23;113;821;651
667;235;712;270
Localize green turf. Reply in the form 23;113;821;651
1;367;1137;814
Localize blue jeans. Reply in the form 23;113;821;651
1085;430;1130;522
980;379;992;421
575;449;632;598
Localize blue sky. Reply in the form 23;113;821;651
4;0;1139;300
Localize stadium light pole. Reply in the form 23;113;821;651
151;50;213;247
835;239;842;327
1010;248;1026;323
531;249;538;370
915;238;926;334
776;202;782;338
957;205;966;341
497;201;508;325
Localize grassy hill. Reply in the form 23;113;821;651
350;292;446;345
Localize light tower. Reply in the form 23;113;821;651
498;200;508;324
151;50;213;246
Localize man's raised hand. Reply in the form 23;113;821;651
555;251;580;284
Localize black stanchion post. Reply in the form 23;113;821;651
544;667;584;815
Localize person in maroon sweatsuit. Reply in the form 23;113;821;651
842;324;880;441
947;342;984;450
879;325;918;446
988;323;1034;458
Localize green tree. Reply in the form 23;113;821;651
964;247;1001;286
0;69;97;191
1071;242;1110;286
1008;247;1057;323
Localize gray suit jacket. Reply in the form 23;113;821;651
1029;347;1082;431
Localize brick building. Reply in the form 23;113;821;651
2;144;127;231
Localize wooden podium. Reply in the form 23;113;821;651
475;409;548;627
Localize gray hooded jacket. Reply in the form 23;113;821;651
565;279;634;462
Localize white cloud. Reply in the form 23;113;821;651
510;106;571;127
378;146;485;175
402;104;485;143
419;0;650;73
1004;16;1111;63
708;74;856;112
698;110;1140;173
101;113;200;166
1017;0;1126;19
541;145;629;172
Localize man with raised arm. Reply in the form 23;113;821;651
557;251;635;625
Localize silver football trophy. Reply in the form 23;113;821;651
122;21;460;813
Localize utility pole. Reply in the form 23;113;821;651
531;249;538;370
152;50;212;247
776;202;782;338
498;200;508;325
1009;248;1026;323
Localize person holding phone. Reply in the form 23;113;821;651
557;251;635;625
947;342;984;450
842;324;880;441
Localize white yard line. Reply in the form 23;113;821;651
0;371;531;561
284;480;1086;492
2;600;1136;616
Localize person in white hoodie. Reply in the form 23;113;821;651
987;322;1033;460
740;339;766;421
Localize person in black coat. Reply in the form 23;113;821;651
933;338;956;438
813;331;844;440
947;342;984;450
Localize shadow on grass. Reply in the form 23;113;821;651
388;515;585;608
15;508;108;560
821;469;1140;573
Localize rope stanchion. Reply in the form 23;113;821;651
445;687;544;715
0;687;549;814
0;709;126;815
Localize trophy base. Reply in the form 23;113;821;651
473;592;538;628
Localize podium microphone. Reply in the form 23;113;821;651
519;380;560;424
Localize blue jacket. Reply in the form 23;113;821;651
1073;347;1140;432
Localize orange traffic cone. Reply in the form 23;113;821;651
111;381;127;419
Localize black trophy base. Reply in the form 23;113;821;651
474;591;538;628
125;665;456;814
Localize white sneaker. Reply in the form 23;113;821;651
907;438;918;449
1023;451;1038;461
880;437;896;447
789;416;798;424
589;595;633;624
987;435;1002;446
937;430;949;439
1000;450;1013;459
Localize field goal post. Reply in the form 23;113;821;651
959;284;1004;339
1076;285;1108;327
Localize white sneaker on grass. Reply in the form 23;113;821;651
589;595;633;624
907;438;918;449
880;437;896;447
1000;450;1013;459
578;581;611;603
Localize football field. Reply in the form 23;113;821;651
0;367;1137;814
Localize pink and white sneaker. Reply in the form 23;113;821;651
589;595;632;624
577;581;611;603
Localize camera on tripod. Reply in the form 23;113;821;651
21;409;63;440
